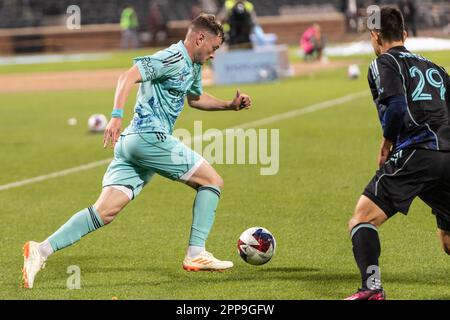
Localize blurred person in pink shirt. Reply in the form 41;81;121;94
300;23;325;62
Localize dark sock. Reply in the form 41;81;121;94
351;223;382;290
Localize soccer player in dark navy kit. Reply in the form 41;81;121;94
346;6;450;300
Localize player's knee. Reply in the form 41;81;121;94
215;175;224;189
205;173;224;189
347;217;366;233
437;229;450;255
348;210;377;233
348;217;380;234
94;204;121;225
348;201;386;232
348;208;365;232
443;243;450;255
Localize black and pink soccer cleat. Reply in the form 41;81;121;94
344;288;386;300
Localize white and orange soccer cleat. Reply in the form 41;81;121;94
182;251;233;272
22;241;46;289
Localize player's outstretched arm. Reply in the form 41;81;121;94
187;89;252;111
103;65;142;148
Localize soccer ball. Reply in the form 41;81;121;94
67;117;77;126
348;64;360;79
237;227;276;265
88;114;108;132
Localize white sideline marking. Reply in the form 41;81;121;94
0;159;112;191
231;91;368;130
0;91;368;192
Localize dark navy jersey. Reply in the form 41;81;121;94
368;46;450;152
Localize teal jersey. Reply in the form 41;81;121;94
124;41;203;135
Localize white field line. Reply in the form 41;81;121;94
0;91;368;191
0;159;113;191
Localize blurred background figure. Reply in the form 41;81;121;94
218;0;256;48
342;0;358;33
199;0;218;14
148;1;166;44
398;0;418;37
228;0;254;48
190;1;203;20
120;5;140;49
300;23;326;62
445;23;450;36
191;0;218;17
250;24;277;47
191;0;219;20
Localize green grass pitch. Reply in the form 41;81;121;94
0;50;450;299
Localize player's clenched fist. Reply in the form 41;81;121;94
230;89;252;111
103;117;122;148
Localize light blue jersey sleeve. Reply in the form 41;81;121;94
187;64;203;97
133;49;183;82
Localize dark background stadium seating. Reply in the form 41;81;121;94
0;0;448;29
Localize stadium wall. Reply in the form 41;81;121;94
0;13;345;54
0;24;121;54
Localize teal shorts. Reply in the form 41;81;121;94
102;132;204;199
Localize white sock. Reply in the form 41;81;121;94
187;245;204;258
38;239;54;260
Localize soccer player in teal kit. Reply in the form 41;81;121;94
22;14;252;288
